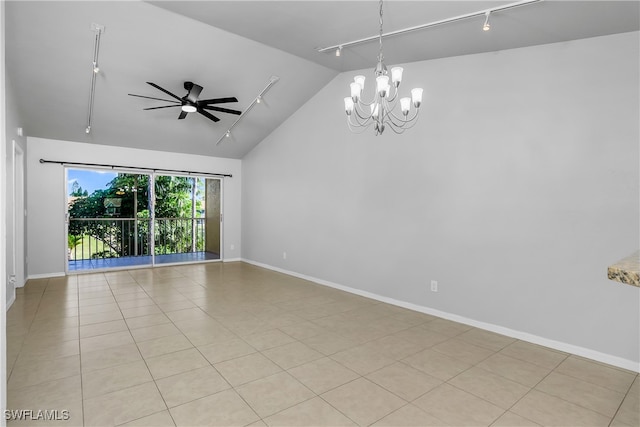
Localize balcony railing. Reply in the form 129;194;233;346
68;217;205;261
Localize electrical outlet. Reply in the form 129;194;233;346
283;252;287;260
230;244;235;250
430;280;438;292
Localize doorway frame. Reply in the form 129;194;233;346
11;140;25;290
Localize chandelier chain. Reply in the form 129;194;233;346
378;0;384;63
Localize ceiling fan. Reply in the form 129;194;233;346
128;81;241;123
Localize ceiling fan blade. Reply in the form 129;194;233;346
197;109;220;122
178;111;188;120
128;94;180;103
143;105;182;110
198;97;238;105
147;82;182;101
201;105;242;115
186;84;203;103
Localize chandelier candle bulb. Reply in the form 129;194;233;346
344;97;354;115
400;97;411;115
376;76;389;97
411;88;423;108
354;75;366;90
350;82;361;101
391;67;403;86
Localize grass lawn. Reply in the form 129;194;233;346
68;235;116;260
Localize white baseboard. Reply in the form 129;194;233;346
241;258;639;373
27;272;66;280
6;293;15;311
223;258;242;262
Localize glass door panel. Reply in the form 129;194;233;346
153;175;220;265
66;169;152;271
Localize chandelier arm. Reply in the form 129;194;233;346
380;95;399;113
385;124;407;135
355;97;376;108
352;110;375;127
386;108;419;127
380;103;408;126
385;117;411;134
385;85;399;103
389;118;419;133
386;108;412;124
347;117;374;133
352;105;373;123
351;115;371;128
387;112;420;131
353;101;371;116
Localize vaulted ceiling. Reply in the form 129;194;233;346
5;1;639;159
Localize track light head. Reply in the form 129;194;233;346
483;11;491;31
336;46;342;57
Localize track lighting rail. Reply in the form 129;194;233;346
86;23;105;134
317;0;543;54
216;76;280;146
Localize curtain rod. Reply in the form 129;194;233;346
39;159;233;178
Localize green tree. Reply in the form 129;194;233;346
70;181;88;197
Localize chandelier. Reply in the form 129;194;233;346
343;0;423;135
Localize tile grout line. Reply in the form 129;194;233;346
123;270;180;427
606;372;637;427
75;274;90;427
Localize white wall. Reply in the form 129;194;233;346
26;138;242;276
242;32;640;369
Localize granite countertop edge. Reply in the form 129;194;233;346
608;250;640;287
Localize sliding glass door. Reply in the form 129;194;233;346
153;175;221;265
66;168;221;272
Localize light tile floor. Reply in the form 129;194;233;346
6;262;639;426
